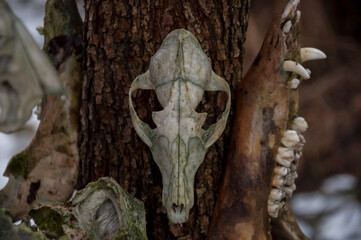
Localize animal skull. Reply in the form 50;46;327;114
129;29;230;224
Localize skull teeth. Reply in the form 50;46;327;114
274;166;290;176
296;10;301;22
272;175;286;188
282;0;300;19
276;147;295;167
282;20;292;33
292;117;308;133
281;130;300;148
267;201;285;218
290;78;300;89
269;188;285;201
283;60;310;79
301;47;327;63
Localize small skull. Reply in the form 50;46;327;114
129;29;230;223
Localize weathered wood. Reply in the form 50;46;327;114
79;0;251;238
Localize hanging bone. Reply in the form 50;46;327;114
129;29;230;224
0;1;63;133
208;0;326;239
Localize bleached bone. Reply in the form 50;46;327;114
281;130;300;148
290;78;300;89
281;0;300;19
301;47;327;63
292;117;308;133
282;20;292;33
274;166;290;176
283;60;310;79
129;29;230;224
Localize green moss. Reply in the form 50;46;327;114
6;152;30;179
29;206;65;238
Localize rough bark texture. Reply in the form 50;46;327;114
79;0;251;239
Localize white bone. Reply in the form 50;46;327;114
283;60;310;79
301;47;327;63
290;78;300;89
129;29;231;224
274;166;290;176
282;0;300;19
282;20;292;33
281;130;300;148
272;175;285;188
306;68;312;75
269;188;284;201
292;117;308;133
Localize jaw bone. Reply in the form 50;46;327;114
301;47;327;63
283;60;310;79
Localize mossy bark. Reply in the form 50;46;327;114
79;0;251;239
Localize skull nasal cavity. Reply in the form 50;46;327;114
131;89;163;128
195;91;228;130
171;203;185;213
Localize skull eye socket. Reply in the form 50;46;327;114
131;89;163;129
195;91;228;130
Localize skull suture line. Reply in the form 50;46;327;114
129;29;230;224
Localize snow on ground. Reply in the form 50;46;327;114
291;174;361;240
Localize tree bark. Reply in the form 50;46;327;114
79;0;251;239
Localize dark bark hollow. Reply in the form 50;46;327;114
79;0;251;239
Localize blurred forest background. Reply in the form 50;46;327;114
0;0;360;239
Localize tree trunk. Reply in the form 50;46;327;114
79;0;251;239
